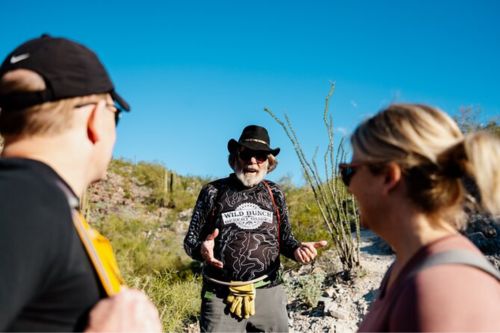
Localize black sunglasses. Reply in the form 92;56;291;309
338;162;364;187
238;149;269;163
74;102;122;125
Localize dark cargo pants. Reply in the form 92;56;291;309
200;283;289;332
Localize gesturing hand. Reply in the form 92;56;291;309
201;228;224;269
294;240;328;264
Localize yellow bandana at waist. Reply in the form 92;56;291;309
73;212;124;296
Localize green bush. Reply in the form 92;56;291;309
131;161;166;206
108;158;133;177
284;271;326;308
128;272;201;332
95;215;192;278
284;185;329;242
169;175;210;212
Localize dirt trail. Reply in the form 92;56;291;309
287;230;394;333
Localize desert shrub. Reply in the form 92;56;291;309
284;271;326;308
128;272;202;333
131;161;166;206
284;185;329;242
483;120;500;136
454;106;500;136
169;175;210;212
95;215;193;278
108;158;132;177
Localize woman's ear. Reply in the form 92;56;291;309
383;162;402;194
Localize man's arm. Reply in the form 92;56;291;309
183;184;217;262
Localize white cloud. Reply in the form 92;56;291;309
335;127;348;135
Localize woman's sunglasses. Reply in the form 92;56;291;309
338;162;364;187
238;149;269;163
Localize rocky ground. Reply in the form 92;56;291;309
284;230;393;333
465;213;500;269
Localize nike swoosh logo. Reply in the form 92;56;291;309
10;53;30;64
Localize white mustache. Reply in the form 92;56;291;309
236;166;267;187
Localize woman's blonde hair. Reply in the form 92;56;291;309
351;103;499;227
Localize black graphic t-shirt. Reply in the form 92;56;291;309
184;174;300;282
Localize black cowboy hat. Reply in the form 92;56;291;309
228;125;280;156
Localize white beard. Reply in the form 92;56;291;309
235;167;267;187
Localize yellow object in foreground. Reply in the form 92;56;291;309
227;283;256;319
73;212;124;296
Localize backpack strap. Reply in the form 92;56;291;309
72;212;125;295
409;249;500;281
262;180;281;248
55;180;124;296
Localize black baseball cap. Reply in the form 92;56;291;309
0;34;130;112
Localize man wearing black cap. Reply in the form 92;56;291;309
184;125;327;332
0;35;161;332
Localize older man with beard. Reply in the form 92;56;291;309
184;125;327;332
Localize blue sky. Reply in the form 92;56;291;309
1;0;499;185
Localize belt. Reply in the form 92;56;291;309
204;274;271;289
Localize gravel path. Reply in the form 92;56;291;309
286;230;394;333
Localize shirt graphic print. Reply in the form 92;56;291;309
184;174;300;283
222;203;273;229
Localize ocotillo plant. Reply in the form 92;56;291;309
264;83;360;273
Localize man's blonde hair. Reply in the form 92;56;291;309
0;69;105;138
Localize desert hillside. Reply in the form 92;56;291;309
84;158;499;332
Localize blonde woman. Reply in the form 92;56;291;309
339;104;499;332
